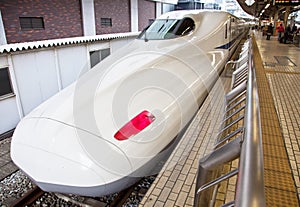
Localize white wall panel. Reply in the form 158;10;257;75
0;35;137;135
130;0;138;32
81;0;96;36
89;42;110;52
0;10;7;45
0;97;19;134
57;46;88;88
110;36;136;53
12;50;58;115
0;55;7;67
0;56;19;133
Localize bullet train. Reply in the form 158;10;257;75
11;10;247;196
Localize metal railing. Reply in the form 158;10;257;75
194;38;266;207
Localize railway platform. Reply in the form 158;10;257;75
139;31;300;207
1;30;299;207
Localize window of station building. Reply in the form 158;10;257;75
101;18;112;27
0;67;14;98
19;17;45;30
90;48;111;68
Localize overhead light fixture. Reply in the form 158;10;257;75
265;3;270;9
245;0;255;6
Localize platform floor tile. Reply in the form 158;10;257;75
139;73;232;206
253;32;300;206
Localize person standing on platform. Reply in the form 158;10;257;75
266;23;273;40
283;25;291;44
277;23;284;41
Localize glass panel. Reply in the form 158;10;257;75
175;18;195;36
100;48;110;60
138;18;195;40
0;67;13;97
90;51;100;68
138;19;180;40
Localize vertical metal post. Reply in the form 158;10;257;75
7;54;25;119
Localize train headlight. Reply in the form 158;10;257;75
114;110;155;141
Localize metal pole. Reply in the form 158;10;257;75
234;40;266;207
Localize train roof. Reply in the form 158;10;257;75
158;10;238;20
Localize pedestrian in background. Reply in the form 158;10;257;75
266;23;273;40
277;23;284;41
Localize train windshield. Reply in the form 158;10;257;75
138;18;195;40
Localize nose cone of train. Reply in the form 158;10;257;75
11;117;133;196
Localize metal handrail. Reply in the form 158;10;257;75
234;39;266;207
194;38;266;207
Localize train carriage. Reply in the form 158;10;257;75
11;10;247;196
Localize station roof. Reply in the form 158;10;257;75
238;0;300;19
0;32;140;54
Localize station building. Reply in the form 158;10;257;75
0;0;177;44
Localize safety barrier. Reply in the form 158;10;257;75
194;38;266;207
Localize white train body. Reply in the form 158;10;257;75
11;10;246;196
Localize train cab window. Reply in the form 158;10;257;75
138;19;179;40
138;17;195;40
174;18;195;36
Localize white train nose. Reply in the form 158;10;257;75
11;117;133;196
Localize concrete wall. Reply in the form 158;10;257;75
0;10;7;45
0;34;137;135
81;0;96;36
0;56;19;134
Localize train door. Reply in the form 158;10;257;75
229;17;232;44
225;22;228;40
224;18;230;49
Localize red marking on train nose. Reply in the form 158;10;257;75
114;110;155;141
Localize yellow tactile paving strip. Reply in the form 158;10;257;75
252;35;299;206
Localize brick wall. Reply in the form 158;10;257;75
94;0;130;35
0;0;159;43
0;0;83;43
138;0;156;31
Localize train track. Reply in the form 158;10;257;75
9;186;45;207
55;176;155;206
109;184;140;207
1;159;155;207
4;175;154;207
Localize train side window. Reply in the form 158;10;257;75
175;18;195;36
0;67;14;98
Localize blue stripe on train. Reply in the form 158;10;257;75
215;37;238;50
